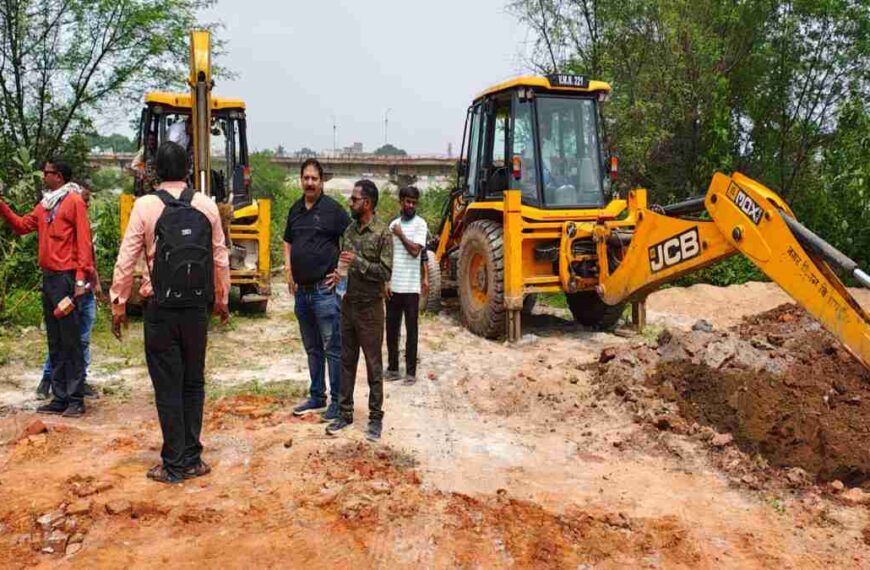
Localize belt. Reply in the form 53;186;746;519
297;279;328;292
42;269;75;277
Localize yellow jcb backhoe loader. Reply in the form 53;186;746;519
430;74;870;371
120;31;271;312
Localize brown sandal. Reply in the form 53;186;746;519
182;461;211;479
146;464;183;484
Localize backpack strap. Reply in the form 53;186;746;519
154;187;195;207
154;189;175;206
179;187;195;204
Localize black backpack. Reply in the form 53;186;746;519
150;188;214;308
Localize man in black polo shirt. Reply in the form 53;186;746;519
283;158;351;420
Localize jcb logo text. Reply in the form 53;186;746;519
649;228;701;273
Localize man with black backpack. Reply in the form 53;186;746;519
110;141;230;484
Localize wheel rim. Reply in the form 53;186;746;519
468;253;489;306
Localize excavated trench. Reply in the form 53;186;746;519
605;305;870;485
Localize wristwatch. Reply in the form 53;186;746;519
75;280;86;288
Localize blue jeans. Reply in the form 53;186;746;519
43;291;95;382
295;284;342;405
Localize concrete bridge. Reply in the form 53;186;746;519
88;152;457;185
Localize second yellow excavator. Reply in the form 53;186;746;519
429;74;870;370
122;30;271;313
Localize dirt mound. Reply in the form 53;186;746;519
307;443;702;568
599;304;870;485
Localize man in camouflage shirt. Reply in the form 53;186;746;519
326;179;393;441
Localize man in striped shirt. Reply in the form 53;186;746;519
385;186;428;385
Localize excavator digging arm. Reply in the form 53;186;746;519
189;30;213;196
596;172;870;370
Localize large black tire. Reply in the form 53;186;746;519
566;291;624;330
419;251;441;314
458;220;505;338
522;293;537;315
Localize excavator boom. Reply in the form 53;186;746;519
597;172;870;370
189;30;212;196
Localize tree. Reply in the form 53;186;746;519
507;0;870;283
0;0;222;200
89;133;136;153
509;0;870;201
374;143;407;156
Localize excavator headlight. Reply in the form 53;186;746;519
566;222;577;238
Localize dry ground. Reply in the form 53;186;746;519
0;281;869;568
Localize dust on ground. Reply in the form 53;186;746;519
1;281;869;568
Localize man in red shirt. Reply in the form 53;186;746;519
0;159;95;417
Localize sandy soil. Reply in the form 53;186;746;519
0;281;869;568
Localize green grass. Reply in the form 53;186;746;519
207;379;307;401
99;378;133;401
1;287;43;326
539;293;568;309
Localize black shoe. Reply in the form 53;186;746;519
366;419;382;441
83;383;100;400
292;399;327;416
36;380;51;400
62;403;85;418
37;400;67;415
182;460;211;479
325;417;353;436
319;402;340;423
147;464;184;484
384;369;402;382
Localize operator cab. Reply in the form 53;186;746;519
460;75;612;209
133;92;253;212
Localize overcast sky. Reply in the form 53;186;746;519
196;0;531;155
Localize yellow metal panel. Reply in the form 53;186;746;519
189;31;211;85
119;193;134;239
229;198;272;291
502;190;524;310
257;199;271;289
598;213;735;304
476;76;611;100
144;92;246;111
467;198;628;222
233;202;259;219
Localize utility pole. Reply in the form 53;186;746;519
384;108;392;146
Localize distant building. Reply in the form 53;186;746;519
342;142;364;155
294;147;317;158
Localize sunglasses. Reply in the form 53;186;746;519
43;170;59;176
349;196;367;204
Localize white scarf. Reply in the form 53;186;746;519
41;182;81;220
40;181;82;209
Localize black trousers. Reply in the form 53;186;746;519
339;297;385;422
386;292;420;377
143;301;209;476
41;271;84;407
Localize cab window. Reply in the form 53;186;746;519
512;99;539;204
536;96;605;207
